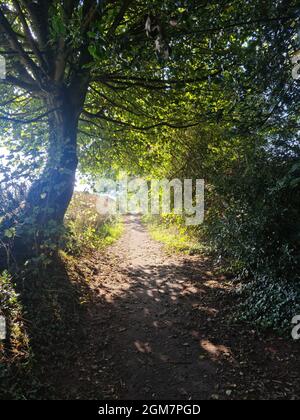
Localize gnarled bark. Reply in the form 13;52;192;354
26;99;79;225
9;84;89;261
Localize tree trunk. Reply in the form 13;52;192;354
0;80;90;264
26;96;79;226
13;85;87;259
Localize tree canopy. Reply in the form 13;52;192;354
0;0;299;261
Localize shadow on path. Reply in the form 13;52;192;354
6;216;299;400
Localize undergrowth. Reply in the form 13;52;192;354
65;192;123;254
143;214;206;255
144;211;299;335
0;192;123;399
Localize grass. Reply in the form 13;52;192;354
98;218;124;247
143;215;206;255
65;192;123;253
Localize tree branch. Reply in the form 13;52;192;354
0;5;42;84
12;0;48;73
107;0;132;39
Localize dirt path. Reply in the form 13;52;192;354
59;215;299;400
99;215;216;399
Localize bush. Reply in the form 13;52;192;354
206;155;300;332
0;181;28;267
0;270;31;399
237;277;300;332
0;270;29;352
0;271;19;314
64;192;123;254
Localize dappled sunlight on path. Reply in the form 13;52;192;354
88;215;220;399
55;215;299;400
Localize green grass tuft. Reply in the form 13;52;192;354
143;215;206;255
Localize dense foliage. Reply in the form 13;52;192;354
77;2;300;331
0;0;299;332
